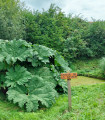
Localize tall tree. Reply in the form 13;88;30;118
0;0;25;40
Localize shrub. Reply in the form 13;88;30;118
0;0;25;40
0;39;70;112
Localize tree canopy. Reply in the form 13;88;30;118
0;1;105;61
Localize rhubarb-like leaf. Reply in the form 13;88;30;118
5;65;32;87
7;75;58;112
0;40;33;64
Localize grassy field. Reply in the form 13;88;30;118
0;77;105;120
71;76;105;86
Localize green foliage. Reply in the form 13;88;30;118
0;0;25;40
0;40;33;64
72;59;105;79
63;34;87;60
50;65;68;93
23;4;105;61
100;57;105;75
33;44;55;64
0;39;70;112
24;4;69;52
7;75;57;112
29;67;57;87
5;65;31;88
0;73;6;88
84;21;105;58
1;0;105;61
0;62;9;71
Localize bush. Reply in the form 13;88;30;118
0;0;25;40
0;39;70;112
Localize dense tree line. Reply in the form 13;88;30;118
0;0;105;61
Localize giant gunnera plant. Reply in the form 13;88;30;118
0;39;70;112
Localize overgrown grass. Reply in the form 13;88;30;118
71;59;105;79
0;82;105;120
71;59;100;71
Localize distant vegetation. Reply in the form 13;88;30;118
0;0;105;62
0;0;25;40
23;5;105;61
72;59;105;79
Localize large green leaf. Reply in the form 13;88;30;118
30;66;67;93
0;55;4;62
33;44;55;64
0;40;33;64
27;54;42;67
50;65;67;93
0;62;8;71
29;67;57;87
5;65;32;88
55;52;71;72
7;75;58;112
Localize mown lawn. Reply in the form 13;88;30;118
71;76;105;86
0;77;105;120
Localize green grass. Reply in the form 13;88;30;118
71;59;105;79
71;76;105;86
0;82;105;120
0;58;105;120
71;59;100;71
